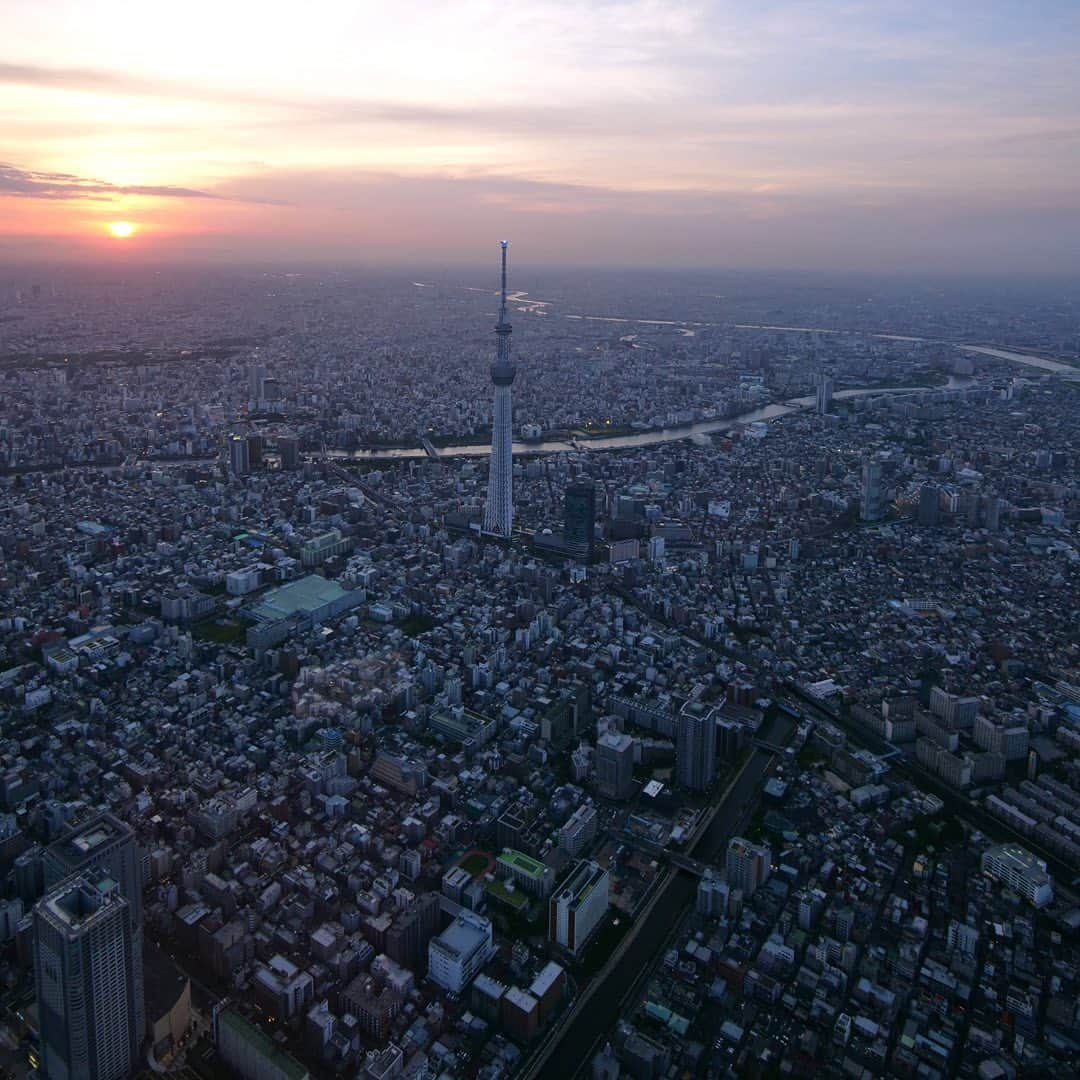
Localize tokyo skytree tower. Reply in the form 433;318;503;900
483;240;516;537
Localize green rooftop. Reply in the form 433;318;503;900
483;878;529;912
497;848;547;878
219;1010;309;1080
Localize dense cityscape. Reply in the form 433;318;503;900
0;256;1076;1080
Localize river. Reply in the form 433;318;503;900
729;324;1079;378
321;379;971;462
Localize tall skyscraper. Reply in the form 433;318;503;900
278;433;300;470
860;461;884;522
44;813;145;1040
228;435;250;476
34;874;142;1080
595;731;635;800
483;241;516;537
564;480;596;560
918;483;940;526
676;702;717;790
815;375;834;415
248;362;266;408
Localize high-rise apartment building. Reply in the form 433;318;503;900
34;875;141;1080
929;687;979;729
676;702;717;791
483;241;516;537
974;715;1030;761
564;481;596;560
43;812;144;1040
559;803;598;857
726;836;772;897
696;870;730;918
549;860;609;956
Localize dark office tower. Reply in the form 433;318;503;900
34;875;141;1080
964;491;980;527
860;461;885;522
595;731;635;800
228;435;250;476
246;434;264;469
918;484;940;526
44;813;144;1040
261;377;282;405
676;703;717;791
248;362;266;407
278;434;300;470
564;481;596;560
384;893;441;973
14;846;44;905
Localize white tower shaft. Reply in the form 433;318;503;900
483;241;516;537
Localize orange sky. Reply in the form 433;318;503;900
3;0;1079;271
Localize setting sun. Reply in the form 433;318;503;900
106;221;137;238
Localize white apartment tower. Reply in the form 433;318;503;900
549;860;609;956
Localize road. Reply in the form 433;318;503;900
523;713;795;1079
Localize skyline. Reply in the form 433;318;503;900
3;0;1080;272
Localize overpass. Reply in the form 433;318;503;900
614;831;712;877
420;435;440;459
752;737;790;754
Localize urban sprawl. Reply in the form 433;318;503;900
0;263;1078;1080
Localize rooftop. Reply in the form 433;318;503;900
247;574;348;622
432;914;491;959
985;843;1052;882
218;1009;309;1080
143;940;189;1021
51;812;128;868
497;848;547;878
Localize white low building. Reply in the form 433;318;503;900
427;912;497;994
981;843;1053;908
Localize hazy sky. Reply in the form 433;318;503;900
2;0;1079;272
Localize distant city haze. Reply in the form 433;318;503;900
2;0;1079;273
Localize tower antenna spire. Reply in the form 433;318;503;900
499;239;509;323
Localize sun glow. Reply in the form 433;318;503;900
106;220;137;238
